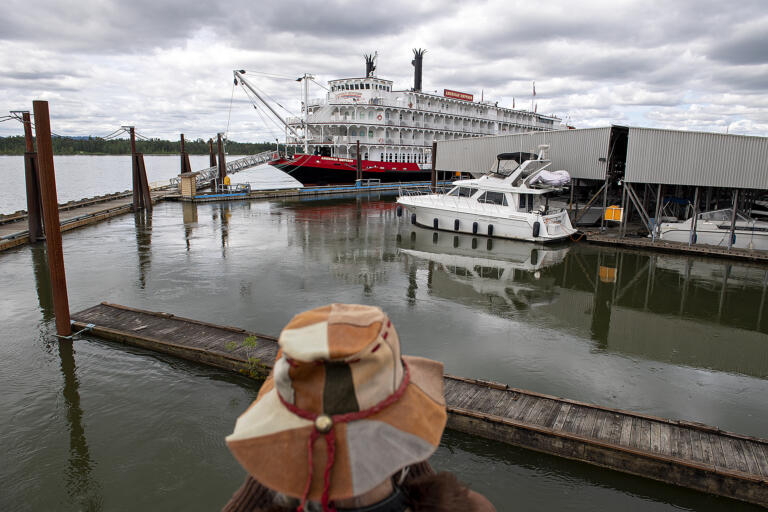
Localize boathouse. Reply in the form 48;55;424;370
435;126;768;246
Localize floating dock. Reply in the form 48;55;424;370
71;302;768;507
0;191;171;252
585;232;768;263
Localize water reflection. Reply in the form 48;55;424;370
387;221;768;378
59;341;102;510
134;211;152;289
182;201;198;252
399;227;570;312
30;243;54;321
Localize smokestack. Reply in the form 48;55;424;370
412;48;426;91
364;53;377;78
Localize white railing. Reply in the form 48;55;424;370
169;150;276;188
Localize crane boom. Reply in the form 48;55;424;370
234;70;303;141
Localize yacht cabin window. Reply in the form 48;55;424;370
477;191;508;206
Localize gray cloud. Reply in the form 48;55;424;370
1;0;767;139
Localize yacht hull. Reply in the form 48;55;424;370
659;223;768;251
397;200;576;243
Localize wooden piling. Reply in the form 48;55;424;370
33;101;71;337
180;134;192;174
22;112;43;242
430;141;437;192
209;138;217;168
129;127;141;211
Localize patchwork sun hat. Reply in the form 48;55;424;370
226;304;446;510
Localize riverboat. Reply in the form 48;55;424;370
234;50;562;184
396;146;576;243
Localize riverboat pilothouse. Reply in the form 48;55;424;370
234;49;563;184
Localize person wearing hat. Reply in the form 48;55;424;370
224;304;495;512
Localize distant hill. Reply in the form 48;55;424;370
0;136;276;156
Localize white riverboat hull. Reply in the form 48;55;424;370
397;197;576;243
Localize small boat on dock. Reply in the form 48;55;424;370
657;209;768;250
396;146;576;243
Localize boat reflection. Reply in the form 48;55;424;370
398;226;570;310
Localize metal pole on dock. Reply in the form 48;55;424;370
430;141;437;192
33;100;71;337
688;187;699;246
22;111;43;242
619;183;627;237
653;184;663;241
217;133;226;189
356;140;362;182
727;189;739;250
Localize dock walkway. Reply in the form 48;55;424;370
72;302;768;507
0;190;171;253
585;232;768;263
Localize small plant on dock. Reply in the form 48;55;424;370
226;336;269;380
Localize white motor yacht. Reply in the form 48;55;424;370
658;209;768;250
396;145;576;243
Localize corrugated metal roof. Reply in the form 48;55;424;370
436;127;611;180
625;127;768;189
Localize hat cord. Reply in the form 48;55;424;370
277;360;411;512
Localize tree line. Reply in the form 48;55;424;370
0;136;279;156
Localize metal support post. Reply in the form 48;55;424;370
356;140;362;182
33;100;71;337
430;142;437;192
217;133;227;187
22;111;43;242
688;187;699;246
727;189;739;250
653;184;663;241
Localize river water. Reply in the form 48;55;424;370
0;155;300;214
1;157;766;510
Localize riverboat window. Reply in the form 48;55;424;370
477;191;507;206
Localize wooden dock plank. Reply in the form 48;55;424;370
70;303;768;508
550;403;571;431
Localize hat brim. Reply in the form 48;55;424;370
226;355;446;501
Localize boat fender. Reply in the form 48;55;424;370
433;218;439;229
690;233;697;244
732;233;737;245
472;222;478;234
396;206;402;217
454;219;460;231
377;114;382;120
411;213;417;225
488;224;494;237
532;221;541;238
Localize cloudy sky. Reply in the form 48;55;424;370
2;0;767;141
